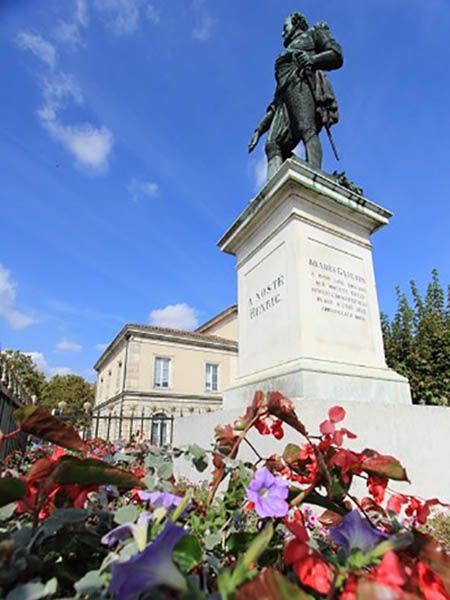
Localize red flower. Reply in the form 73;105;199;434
319;406;356;447
328;405;346;423
386;494;408;514
341;576;358;600
255;418;270;435
295;554;333;595
367;475;388;504
417;562;449;600
270;419;284;440
372;551;406;589
284;511;333;596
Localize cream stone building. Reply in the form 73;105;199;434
93;306;237;442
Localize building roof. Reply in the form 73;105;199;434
196;304;237;333
94;320;238;372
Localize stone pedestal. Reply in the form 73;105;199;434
219;157;411;408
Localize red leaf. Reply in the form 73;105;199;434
267;392;307;436
27;457;57;482
235;568;313;600
234;391;267;430
215;424;239;455
13;405;84;451
328;406;345;423
318;509;343;527
360;451;409;482
356;582;420;600
52;456;145;488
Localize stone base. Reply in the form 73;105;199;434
219;157;412;408
223;358;411;409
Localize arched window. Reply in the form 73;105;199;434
151;412;169;446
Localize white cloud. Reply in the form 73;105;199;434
146;4;160;24
56;339;83;352
55;0;89;47
95;343;109;352
27;352;72;378
93;0;160;35
254;152;267;189
0;265;36;330
149;303;199;331
16;31;57;69
45;120;114;170
192;0;215;42
127;178;159;202
94;0;141;35
37;73;114;171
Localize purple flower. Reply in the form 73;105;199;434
108;521;187;600
329;510;387;554
247;467;289;518
102;512;152;551
138;490;183;512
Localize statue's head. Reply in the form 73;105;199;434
282;12;308;47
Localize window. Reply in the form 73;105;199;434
205;363;219;392
116;361;122;392
154;357;171;388
151;412;169;446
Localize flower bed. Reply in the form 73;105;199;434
0;393;449;599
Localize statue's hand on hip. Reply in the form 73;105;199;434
295;51;314;70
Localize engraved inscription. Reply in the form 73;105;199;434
309;258;368;321
248;275;286;320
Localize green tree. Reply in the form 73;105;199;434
41;374;95;416
382;270;450;406
2;350;46;399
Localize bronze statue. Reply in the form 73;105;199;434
248;12;343;179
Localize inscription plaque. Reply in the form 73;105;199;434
309;258;368;322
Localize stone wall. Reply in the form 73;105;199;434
173;399;450;502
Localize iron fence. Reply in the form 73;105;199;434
0;353;32;459
61;412;175;446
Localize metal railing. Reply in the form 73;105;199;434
61;412;175;446
0;354;33;458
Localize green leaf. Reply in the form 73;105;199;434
6;578;57;600
204;531;222;550
53;456;145;488
38;508;88;537
158;460;173;480
186;445;209;472
174;535;202;572
360;452;409;482
74;569;104;595
0;503;16;520
0;477;27;508
282;443;301;464
142;474;157;490
114;504;139;525
226;532;257;556
229;521;274;591
13;405;84;451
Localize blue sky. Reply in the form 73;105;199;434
0;0;449;381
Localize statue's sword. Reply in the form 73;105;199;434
301;66;341;162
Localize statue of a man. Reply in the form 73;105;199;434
248;12;343;180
